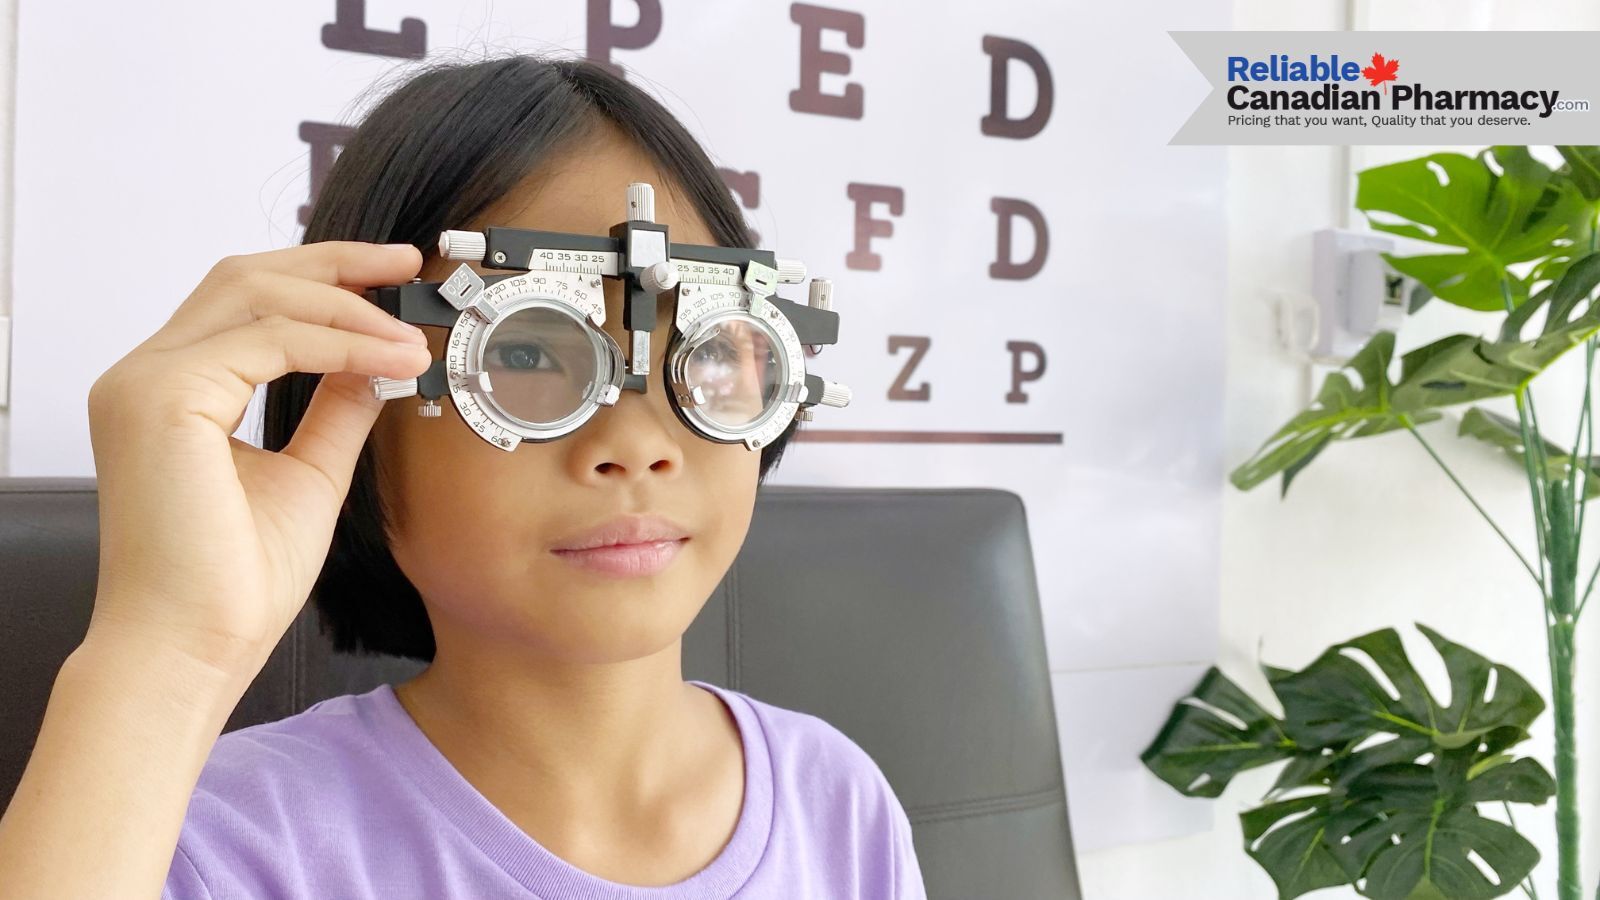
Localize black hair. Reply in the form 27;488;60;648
263;53;800;661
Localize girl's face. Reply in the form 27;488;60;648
374;128;762;666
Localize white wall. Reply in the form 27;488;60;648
0;0;14;469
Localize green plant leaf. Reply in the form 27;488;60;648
1501;249;1600;343
1466;756;1558;805
1504;146;1592;252
1355;147;1586;311
1265;629;1552;897
1267;748;1340;797
1229;332;1440;493
1268;625;1544;752
1144;626;1552;900
1232;276;1600;494
1457;406;1600;499
1140;668;1299;798
1538;248;1600;333
1240;795;1352;898
1389;295;1600;412
1556;145;1600;200
1242;750;1548;900
1408;281;1435;314
1324;776;1541;900
1496;285;1545;342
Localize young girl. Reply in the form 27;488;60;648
0;55;926;899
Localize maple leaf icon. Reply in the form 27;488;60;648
1362;53;1399;91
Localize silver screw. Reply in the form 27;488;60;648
492;251;507;264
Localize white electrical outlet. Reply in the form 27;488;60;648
1310;228;1412;363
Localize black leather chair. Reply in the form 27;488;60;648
0;477;1082;899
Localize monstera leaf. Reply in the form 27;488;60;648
1356;146;1588;311
1232;263;1600;495
1556;145;1600;201
1143;625;1554;900
1499;249;1600;343
1458;406;1600;500
1228;333;1435;496
1139;668;1300;798
1270;627;1543;752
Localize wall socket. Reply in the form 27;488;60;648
1307;227;1413;363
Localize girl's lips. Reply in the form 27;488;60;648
551;538;688;578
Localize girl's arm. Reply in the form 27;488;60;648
0;239;431;899
0;624;257;899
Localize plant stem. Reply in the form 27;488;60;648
1579;341;1600;622
1515;391;1555;595
1528;411;1582;900
1403;419;1541;585
1549;613;1580;900
1572;342;1594;538
1505;276;1582;900
1503;278;1555;595
1527;393;1555;519
1588;211;1600;900
1505;800;1543;900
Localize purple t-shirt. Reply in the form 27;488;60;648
161;680;927;899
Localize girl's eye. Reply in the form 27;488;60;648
704;337;741;363
495;342;561;372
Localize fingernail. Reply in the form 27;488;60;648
382;242;417;253
391;320;428;344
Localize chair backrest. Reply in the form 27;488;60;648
0;476;1081;899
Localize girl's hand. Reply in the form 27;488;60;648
82;241;432;676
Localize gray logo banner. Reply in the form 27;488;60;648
1170;31;1600;145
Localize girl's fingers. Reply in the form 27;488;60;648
241;240;422;285
151;265;427;352
167;316;432;433
280;371;388;502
